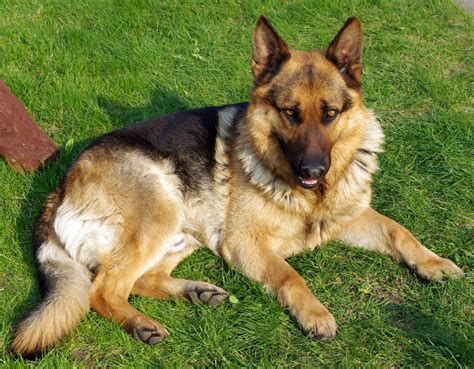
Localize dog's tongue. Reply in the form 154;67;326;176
301;178;318;186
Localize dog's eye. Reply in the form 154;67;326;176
283;109;296;119
323;109;339;123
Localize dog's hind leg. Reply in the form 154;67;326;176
131;250;229;306
132;272;229;306
89;202;184;345
89;232;172;345
336;207;464;281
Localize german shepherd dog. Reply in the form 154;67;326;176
11;16;463;357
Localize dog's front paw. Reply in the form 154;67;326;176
408;257;464;281
299;306;338;342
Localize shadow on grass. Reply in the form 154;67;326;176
9;87;188;350
386;304;474;367
97;86;189;127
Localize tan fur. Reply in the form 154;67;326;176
337;208;463;280
217;18;462;340
11;16;463;357
10;239;91;355
11;144;228;356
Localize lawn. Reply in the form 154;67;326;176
0;0;472;367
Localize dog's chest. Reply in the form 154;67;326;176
261;206;326;258
302;219;326;248
270;188;370;258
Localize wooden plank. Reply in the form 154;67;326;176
0;80;58;171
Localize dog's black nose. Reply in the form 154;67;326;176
300;164;326;179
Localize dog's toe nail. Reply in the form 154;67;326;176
313;333;334;342
208;293;228;306
311;330;336;342
199;291;213;303
147;333;164;345
188;290;201;304
139;329;153;342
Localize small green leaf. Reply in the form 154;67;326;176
229;295;239;304
65;138;75;152
359;282;371;295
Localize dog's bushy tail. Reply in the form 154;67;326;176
10;189;92;358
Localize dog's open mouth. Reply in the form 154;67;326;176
297;176;320;189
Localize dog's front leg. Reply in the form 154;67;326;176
336;208;464;281
221;235;337;341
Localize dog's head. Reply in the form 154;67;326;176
248;16;364;189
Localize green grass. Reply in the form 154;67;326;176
0;0;472;367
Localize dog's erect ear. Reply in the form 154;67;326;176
252;16;290;84
326;16;364;87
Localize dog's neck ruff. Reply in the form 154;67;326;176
342;109;384;189
237;124;305;210
235;108;384;214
